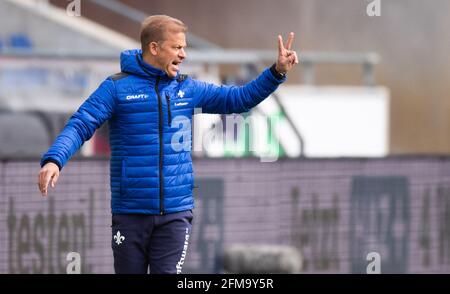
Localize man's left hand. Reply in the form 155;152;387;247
276;32;299;75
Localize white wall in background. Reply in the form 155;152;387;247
271;86;390;157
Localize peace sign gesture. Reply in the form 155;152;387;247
275;32;299;75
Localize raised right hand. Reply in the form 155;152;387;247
276;32;299;74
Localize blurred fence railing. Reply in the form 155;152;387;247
0;49;380;86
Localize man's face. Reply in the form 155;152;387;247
154;31;187;78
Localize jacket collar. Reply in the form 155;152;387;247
120;49;177;81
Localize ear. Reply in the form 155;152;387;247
149;41;158;56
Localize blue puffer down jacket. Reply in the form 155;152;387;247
41;49;286;214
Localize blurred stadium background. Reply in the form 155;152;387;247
1;0;450;273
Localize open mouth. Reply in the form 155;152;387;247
169;61;182;75
171;61;181;71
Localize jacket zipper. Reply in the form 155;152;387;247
155;77;164;215
165;94;172;127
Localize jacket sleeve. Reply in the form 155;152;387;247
192;65;286;114
40;78;117;170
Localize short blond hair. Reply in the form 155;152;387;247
140;15;187;53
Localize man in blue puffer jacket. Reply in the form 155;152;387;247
38;15;298;274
